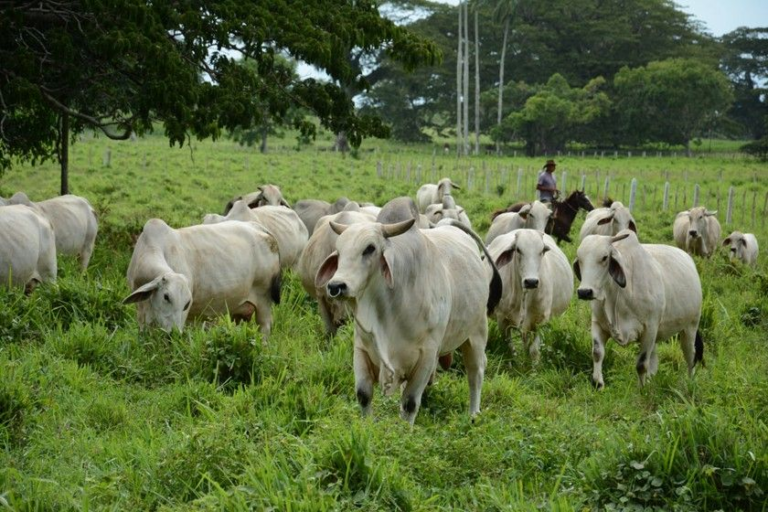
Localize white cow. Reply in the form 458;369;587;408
9;192;98;270
574;230;704;388
315;199;501;424
223;184;290;214
487;229;573;360
0;205;57;292
298;209;377;335
485;201;551;245
203;201;308;270
579;201;637;242
416;177;461;213
723;231;759;266
673;206;721;258
123;219;281;339
294;197;352;235
424;195;472;229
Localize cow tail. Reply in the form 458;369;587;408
270;270;282;305
438;219;502;315
695;330;705;368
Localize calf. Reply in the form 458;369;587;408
579;201;636;242
487;229;573;361
574;230;704;388
223;184;290;214
416;177;460;213
723;231;759;266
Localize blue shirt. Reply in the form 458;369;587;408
538;171;557;202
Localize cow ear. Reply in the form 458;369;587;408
608;254;626;288
722;237;731;247
597;214;614;226
628;220;637;233
739;237;748;247
518;205;531;219
123;276;164;304
279;199;291;208
315;252;339;288
572;259;581;281
381;250;396;289
705;210;717;217
495;239;517;268
610;232;631;244
450;181;461;190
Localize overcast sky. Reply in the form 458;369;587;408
437;0;767;36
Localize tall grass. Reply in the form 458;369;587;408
0;133;766;510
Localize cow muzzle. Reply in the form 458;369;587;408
327;282;348;298
523;278;539;289
577;288;595;300
688;230;698;238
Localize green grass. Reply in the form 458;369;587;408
0;132;767;510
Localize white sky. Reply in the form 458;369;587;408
437;0;767;36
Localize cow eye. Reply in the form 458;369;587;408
183;300;191;311
601;255;608;263
163;293;171;303
363;244;376;256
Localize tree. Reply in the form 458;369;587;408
614;58;734;155
0;0;440;192
504;74;610;155
721;27;768;139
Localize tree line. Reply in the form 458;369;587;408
360;1;767;157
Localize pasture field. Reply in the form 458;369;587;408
1;132;767;511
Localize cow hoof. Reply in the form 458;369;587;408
592;379;604;391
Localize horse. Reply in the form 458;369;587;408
490;190;595;244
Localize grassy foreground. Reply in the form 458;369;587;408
0;133;767;511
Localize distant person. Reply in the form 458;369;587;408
537;159;559;203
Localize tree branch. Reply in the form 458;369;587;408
40;90;133;140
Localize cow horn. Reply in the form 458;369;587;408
610;232;631;244
329;221;348;235
381;218;415;238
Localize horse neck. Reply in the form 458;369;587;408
554;199;578;222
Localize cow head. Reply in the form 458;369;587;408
315;218;415;299
518;201;552;232
596;202;637;235
686;207;716;240
436;177;460;200
494;230;550;290
123;272;192;332
574;231;632;300
252;185;290;208
722;231;747;262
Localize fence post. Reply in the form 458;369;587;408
416;164;422;184
103;148;111;167
561;171;567;194
663;182;670;211
517;168;523;198
629;178;638;213
752;191;757;227
580;174;586;191
603;176;610;201
467;167;474;191
742;189;747;224
485;167;490;195
377;161;383;178
726;186;734;225
692;184;700;208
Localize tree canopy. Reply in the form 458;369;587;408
0;0;441;174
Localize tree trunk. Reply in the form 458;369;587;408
259;123;268;154
462;1;469;156
474;10;480;155
497;17;509;155
60;112;69;196
334;131;349;153
456;2;463;157
685;138;692;157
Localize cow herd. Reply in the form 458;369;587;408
0;178;760;424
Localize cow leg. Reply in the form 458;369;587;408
591;322;610;389
461;331;487;418
318;296;338;336
636;329;658;386
400;348;439;426
498;318;516;356
679;326;698;375
353;342;376;417
253;294;273;344
527;330;542;363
